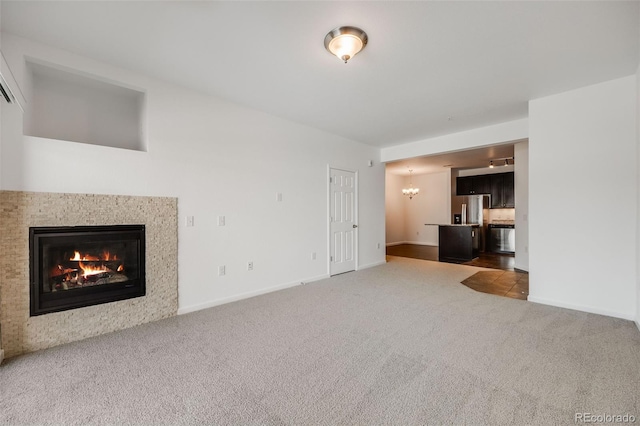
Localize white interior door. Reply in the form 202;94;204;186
330;168;357;275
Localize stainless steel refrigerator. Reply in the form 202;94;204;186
458;195;490;252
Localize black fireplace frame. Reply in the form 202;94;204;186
29;225;146;316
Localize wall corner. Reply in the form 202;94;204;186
636;7;640;326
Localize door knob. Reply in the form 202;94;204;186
353;224;358;228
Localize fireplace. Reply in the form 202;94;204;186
29;225;146;316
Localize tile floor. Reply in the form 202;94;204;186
460;270;529;300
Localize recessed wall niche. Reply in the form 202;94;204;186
24;60;146;151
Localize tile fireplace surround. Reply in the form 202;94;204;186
0;191;178;360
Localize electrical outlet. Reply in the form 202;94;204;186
377;243;381;249
312;252;316;260
218;265;225;276
276;193;283;202
247;261;253;271
218;216;225;226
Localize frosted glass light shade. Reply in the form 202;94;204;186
324;26;368;63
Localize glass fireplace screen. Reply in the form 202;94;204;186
30;225;145;316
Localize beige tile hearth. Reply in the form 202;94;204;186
0;191;178;359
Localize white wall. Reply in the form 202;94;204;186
636;14;640;329
0;34;386;314
381;119;528;163
404;171;451;245
514;140;529;272
385;170;450;246
25;61;145;151
384;172;405;245
0;7;3;365
529;75;637;320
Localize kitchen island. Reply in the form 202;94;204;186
426;224;480;263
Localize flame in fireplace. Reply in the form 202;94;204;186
103;251;118;261
70;251;99;261
70;250;119;261
78;261;110;277
67;250;125;280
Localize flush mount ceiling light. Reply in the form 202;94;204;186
324;26;368;63
402;169;420;200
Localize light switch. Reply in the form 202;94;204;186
276;193;283;202
186;216;195;227
218;216;225;226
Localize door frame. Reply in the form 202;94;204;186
327;166;359;276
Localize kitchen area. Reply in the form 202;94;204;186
384;142;529;299
445;168;515;263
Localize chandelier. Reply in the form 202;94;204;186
402;169;419;200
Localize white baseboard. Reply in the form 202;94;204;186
386;241;437;247
177;273;330;315
385;241;405;247
404;241;438;246
513;263;529;273
177;259;390;316
527;296;635;321
358;260;387;270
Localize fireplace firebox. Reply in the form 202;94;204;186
29;225;145;316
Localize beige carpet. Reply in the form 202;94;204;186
1;256;638;425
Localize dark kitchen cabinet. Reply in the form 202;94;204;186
489;172;515;208
503;173;515;207
456;175;489;195
438;225;479;262
489;174;502;208
456;177;473;195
